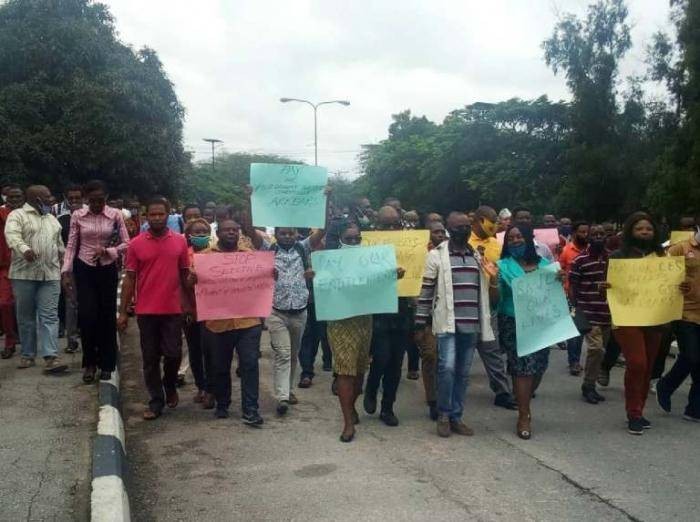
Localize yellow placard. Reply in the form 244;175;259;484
670;230;693;245
607;256;685;326
362;230;429;297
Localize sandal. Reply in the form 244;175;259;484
517;416;532;440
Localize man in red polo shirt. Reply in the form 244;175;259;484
118;196;190;420
0;185;24;359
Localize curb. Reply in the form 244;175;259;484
91;338;131;522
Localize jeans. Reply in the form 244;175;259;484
299;304;332;379
203;325;262;414
137;314;183;413
406;337;420;373
11;279;60;359
436;333;477;420
366;325;407;410
567;335;582;367
266;309;307;401
661;321;700;417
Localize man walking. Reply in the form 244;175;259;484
0;184;24;359
416;211;498;437
469;205;517;410
4;185;67;373
118;196;190;420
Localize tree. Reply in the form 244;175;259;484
0;0;188;197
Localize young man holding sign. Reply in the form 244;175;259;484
416;211;498;438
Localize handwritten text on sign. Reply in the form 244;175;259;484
607;256;685;326
361;230;429;297
250;163;328;228
311;245;398;321
193;251;275;321
513;262;579;356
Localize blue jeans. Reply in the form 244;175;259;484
11;279;60;359
567;335;582;366
437;332;477;420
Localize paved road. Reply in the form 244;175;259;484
121;326;698;522
0;340;96;521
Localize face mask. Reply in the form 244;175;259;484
481;218;498;237
574;236;589;247
340;241;361;249
631;237;654;251
37;198;52;215
510;244;527;259
559;225;572;237
189;235;210;249
448;228;469;243
589;239;606;253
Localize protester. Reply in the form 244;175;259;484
559;217;573;241
498;208;512;232
606;211;684;435
511;207;554;261
543;214;558;228
468;205;517;410
414;221;447;420
328;222;403;442
0;184;24;359
416;211;498;437
5;185;67;373
560;221;590;376
497;224;562;439
118;196;190;420
423;212;444;228
568;224;611;404
364;205;411;426
203;206;216;226
182;204;202;223
656;218;699;422
192;218;264;425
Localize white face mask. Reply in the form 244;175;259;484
340;241;361;249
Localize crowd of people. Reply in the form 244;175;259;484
0;182;697;442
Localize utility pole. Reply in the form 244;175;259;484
202;138;223;172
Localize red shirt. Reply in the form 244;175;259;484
0;206;12;269
125;229;189;315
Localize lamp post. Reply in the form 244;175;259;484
202;138;223;172
279;98;350;166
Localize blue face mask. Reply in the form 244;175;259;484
510;244;527;259
189;235;210;250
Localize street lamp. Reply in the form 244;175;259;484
202;138;223;172
279;98;350;165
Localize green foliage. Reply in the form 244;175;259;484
0;0;188;197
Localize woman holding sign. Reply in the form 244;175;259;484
497;225;564;440
606;212;688;435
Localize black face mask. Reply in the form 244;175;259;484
448;227;470;243
589;239;606;253
631;237;654;251
559;225;572;237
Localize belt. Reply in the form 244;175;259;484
273;306;307;315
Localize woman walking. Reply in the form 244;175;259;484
497;225;562;439
62;180;129;382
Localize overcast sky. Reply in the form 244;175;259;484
105;0;673;178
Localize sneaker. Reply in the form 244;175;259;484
215;408;229;419
682;413;700;422
656;379;671;413
43;356;68;374
379;409;399;427
597;369;610;387
288;393;299;405
437;415;450;438
450;419;475;436
17;357;35;369
494;393;518;410
276;400;289;416
242;411;264;427
640;417;652;429
582;387;599;404
363;392;377;414
627;418;644;435
591;389;606;402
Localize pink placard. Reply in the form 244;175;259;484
496;228;561;249
194;251;275;321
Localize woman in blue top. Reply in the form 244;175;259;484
498;225;562;440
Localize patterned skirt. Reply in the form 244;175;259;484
327;315;373;377
497;314;550;377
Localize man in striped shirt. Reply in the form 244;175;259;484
568;224;611;404
415;212;497;437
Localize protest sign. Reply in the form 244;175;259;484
194;251;275;321
513;262;578;356
250;163;328;228
670;230;693;245
496;228;560;249
361;230;429;296
607;256;685;326
311;245;398;321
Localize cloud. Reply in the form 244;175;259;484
104;0;672;178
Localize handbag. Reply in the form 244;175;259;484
572;307;592;335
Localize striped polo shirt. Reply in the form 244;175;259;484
568;250;611;326
449;248;481;334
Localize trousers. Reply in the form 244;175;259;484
266;309;307;401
